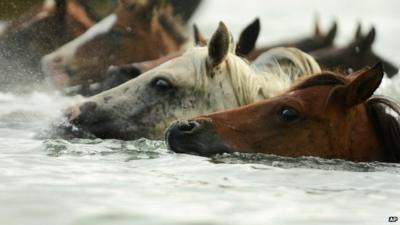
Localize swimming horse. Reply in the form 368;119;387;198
42;0;188;89
0;0;97;89
166;63;400;163
311;25;398;77
61;22;321;140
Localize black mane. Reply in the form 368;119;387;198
367;97;400;162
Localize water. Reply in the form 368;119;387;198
1;1;400;225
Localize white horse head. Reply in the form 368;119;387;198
64;22;321;140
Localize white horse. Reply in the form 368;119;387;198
64;22;321;140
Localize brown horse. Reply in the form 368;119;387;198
0;0;97;88
42;0;187;88
166;63;400;162
247;19;337;60
311;26;398;77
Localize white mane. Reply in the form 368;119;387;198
187;47;321;106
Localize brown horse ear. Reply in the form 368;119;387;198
354;22;362;41
193;24;207;46
342;63;384;107
314;15;321;36
208;22;231;68
324;21;337;44
360;27;376;51
236;18;260;56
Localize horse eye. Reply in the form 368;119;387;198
151;78;174;91
279;107;300;122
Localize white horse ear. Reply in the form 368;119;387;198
208;22;231;68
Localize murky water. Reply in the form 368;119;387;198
1;1;400;225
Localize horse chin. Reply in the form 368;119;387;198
165;121;234;156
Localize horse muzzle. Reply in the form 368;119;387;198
165;119;233;156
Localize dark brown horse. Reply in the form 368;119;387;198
311;26;398;77
0;0;97;88
42;0;187;88
166;63;400;162
247;19;337;60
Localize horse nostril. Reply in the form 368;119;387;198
79;101;97;115
177;120;200;132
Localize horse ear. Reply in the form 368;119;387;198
360;27;376;51
208;22;231;68
314;15;321;36
342;63;384;107
324;21;337;44
381;60;399;78
193;24;207;46
354;22;362;41
236;18;260;56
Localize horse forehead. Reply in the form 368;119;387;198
288;86;333;107
160;49;205;69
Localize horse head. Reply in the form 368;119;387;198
312;25;399;77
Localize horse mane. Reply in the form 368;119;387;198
156;5;187;45
367;97;400;162
247;48;321;103
184;46;321;106
220;47;321;105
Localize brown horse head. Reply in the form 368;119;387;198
247;19;337;60
312;26;399;77
42;0;187;88
167;63;400;162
